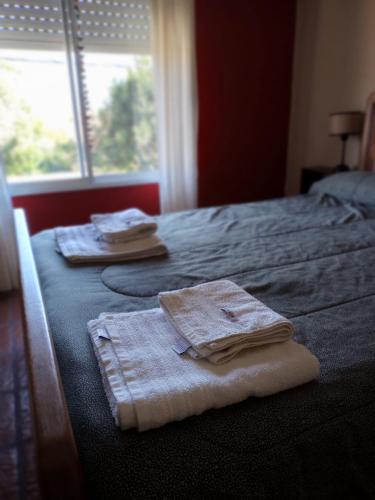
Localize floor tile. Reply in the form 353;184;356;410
0;321;11;356
0;355;14;392
16;349;28;389
20;388;33;441
13;320;25;351
24;441;40;500
0;295;10;324
0;447;19;500
0;392;16;447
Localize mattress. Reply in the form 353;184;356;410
32;194;375;499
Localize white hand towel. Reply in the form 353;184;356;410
88;309;320;432
159;280;294;364
91;208;157;243
55;224;167;263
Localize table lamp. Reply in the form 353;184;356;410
329;111;364;171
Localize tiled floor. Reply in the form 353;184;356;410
0;292;40;500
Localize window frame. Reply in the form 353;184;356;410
8;170;159;196
1;0;158;196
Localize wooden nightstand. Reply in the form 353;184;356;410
300;166;336;194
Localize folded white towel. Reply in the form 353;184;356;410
88;309;320;431
159;280;294;364
91;208;157;243
55;224;167;263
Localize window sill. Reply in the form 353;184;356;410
9;171;159;197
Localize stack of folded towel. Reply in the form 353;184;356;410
91;208;157;243
88;280;320;431
159;280;295;364
55;208;167;263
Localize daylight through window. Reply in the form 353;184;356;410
0;0;157;192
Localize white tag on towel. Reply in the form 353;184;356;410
172;337;192;355
97;328;111;341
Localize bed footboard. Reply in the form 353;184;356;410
14;209;84;499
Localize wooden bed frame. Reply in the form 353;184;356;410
15;210;84;499
14;91;375;499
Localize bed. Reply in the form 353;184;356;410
16;92;375;499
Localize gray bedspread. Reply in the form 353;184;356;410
32;194;375;499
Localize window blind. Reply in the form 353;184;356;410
0;0;151;53
77;0;151;53
0;1;65;49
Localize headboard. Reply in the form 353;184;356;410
359;92;375;171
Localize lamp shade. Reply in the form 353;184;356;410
329;111;364;136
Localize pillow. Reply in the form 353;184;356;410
309;171;375;205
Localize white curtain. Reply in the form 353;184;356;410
151;0;198;213
0;160;18;291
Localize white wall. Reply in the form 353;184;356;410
286;0;375;195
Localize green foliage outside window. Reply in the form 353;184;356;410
93;56;157;174
0;56;156;178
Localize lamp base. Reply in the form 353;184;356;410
335;163;350;173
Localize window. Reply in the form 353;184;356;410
0;48;81;183
0;0;158;195
85;52;157;177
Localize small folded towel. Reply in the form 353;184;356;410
159;279;294;364
88;309;320;431
91;208;157;243
55;224;167;263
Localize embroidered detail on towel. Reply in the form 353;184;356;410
172;336;192;355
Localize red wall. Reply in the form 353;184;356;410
13;0;296;233
13;183;160;234
196;0;296;206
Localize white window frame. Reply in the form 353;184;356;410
2;0;158;197
8;171;159;196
